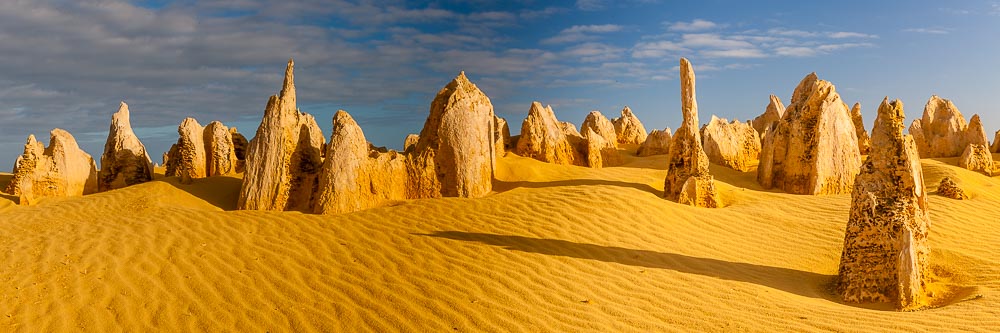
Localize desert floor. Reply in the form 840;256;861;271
0;148;998;332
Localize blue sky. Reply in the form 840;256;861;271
1;0;999;166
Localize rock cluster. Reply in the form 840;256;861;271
936;177;968;200
662;58;720;208
515;102;583;165
701;116;760;172
909;96;988;158
165;118;244;184
637;128;671;157
98;102;153;191
238;59;327;211
612;106;648;145
580;111;622;167
5;129;98;205
958;143;994;176
757;73;861;195
751;94;785;136
837;98;930;310
850;103;871;155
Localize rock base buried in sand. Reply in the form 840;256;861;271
6;129;98;205
937;177;968;200
662;58;720;208
701;116;760;172
958;143;994;176
637;128;671;157
98;101;153;191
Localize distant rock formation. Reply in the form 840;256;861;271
406;71;494;198
757;73;861;195
515;102;582;165
98;101;153;191
238;59;326;212
837;98;930;310
559;121;582;138
171;117;207;184
230;127;248;172
966;114;989;147
701;116;760;172
612;106;648;145
992;130;1000;153
582;127;622;168
958;143;994;176
663;58;720;208
314;111;408;214
581;111;618;148
850;103;871;155
494;115;510;159
751;94;785;135
637;128;671;157
937;177;968;200
204;121;238;176
403;134;420;152
908;96;986;158
5;129;98;205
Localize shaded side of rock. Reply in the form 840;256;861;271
204;121;238;176
850;103;871;155
98;101;153;191
494;115;510;159
174;117;207;184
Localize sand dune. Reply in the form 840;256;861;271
0;150;998;332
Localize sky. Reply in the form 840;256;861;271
1;0;999;167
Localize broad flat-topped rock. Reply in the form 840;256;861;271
637;128;671;157
757;72;861;195
6;129;98;205
238;59;326;212
663;58;720;208
702;116;760;172
837;98;931;310
98;101;153;191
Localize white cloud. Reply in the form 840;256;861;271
903;28;950;34
631;41;687;58
828;31;878;39
668;19;717;32
775;46;817;57
542;24;623;44
681;33;754;49
562;42;625;62
702;49;767;58
576;0;607;11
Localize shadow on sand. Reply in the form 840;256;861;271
419;231;836;300
163;175;243;211
493;179;662;196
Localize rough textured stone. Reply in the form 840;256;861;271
612;106;648;145
314;111;408;214
238;59;326;212
752;94;785;135
98;101;153;191
582;127;622;168
937;177;968;200
403;134;420;153
965;114;989;147
850;103;871;155
909;96;982;158
515;102;582;165
204;121;238;176
757;73;861;195
958;143;994;176
992;130;1000;153
701;116;761;172
5;129;98;205
171;117;207;184
406;71;494;199
560;121;581;138
637;128;672;157
581;111;618;148
662;58;720;208
837;98;930;310
229;127;248;173
494;115;510;159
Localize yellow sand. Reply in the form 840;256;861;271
0;151;998;332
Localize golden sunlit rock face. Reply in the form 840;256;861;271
662;58;720;208
98;101;153;191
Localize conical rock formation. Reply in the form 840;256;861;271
637;128;671;157
850;103;871;155
663;58;720;208
958;143;994;176
407;71;494;198
612;106;648;145
581;111;618;148
757;73;861;195
238;59;326;211
515;102;582;165
702;116;760;172
752;94;785;135
98;101;153;191
837;98;931;310
5;129;98;205
908;96;983;158
936;177;968;200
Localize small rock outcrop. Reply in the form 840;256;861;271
98;101;153;191
204;121;238;176
582;127;622;168
850;103;871;155
494;115;510;158
908;96;985;158
612;106;648;145
637;128;672;157
936;177;968;200
515;102;582;165
662;58;720;208
701;116;760;172
5;129;99;205
837;98;931;310
581;111;618;148
958;143;994;176
238;59;326;211
406;71;494;198
965;114;989;147
314;111;408;214
403;134;420;152
751;94;785;135
757;73;861;195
